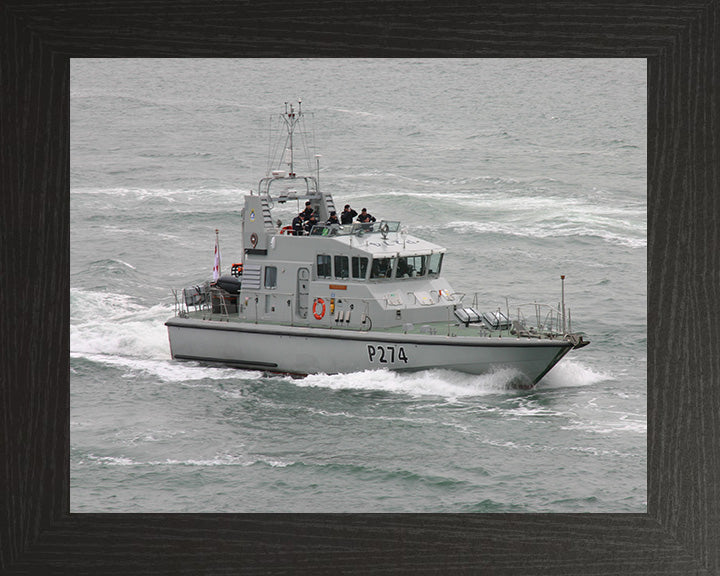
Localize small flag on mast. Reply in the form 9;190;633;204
212;229;221;281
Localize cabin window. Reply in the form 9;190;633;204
264;266;277;289
370;257;396;279
334;256;349;279
316;254;331;278
427;253;443;276
397;255;426;278
352;256;368;279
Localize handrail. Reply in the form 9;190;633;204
173;282;580;339
273;220;403;239
461;293;580;336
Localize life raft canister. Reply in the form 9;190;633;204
313;298;326;320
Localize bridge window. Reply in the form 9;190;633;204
334;255;349;279
316;254;331;278
352;256;368;279
397;255;426;278
428;253;443;276
370;257;396;279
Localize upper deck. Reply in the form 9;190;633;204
277;220;445;258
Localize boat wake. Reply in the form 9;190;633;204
71;288;172;358
71;288;249;383
539;359;612;389
289;367;537;399
285;357;609;399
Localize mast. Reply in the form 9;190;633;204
561;275;566;333
257;102;334;222
283;101;300;178
315;154;321;192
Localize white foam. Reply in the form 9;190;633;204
71;288;172;359
162;455;296;468
284;360;611;399
367;187;645;249
70;351;248;384
539;359;612;388
71;320;170;362
251;458;294;468
565;446;638;458
289;367;527;399
79;453;261;468
440;219;646;249
71;287;251;382
159;454;247;467
81;454;137;466
499;405;565;418
560;418;646;435
115;259;136;270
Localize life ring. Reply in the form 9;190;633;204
280;226;293;235
313;298;326;320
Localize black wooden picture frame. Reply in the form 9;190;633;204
1;2;718;574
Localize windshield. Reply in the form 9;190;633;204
370;257;396;279
397;255;426;278
427;253;443;275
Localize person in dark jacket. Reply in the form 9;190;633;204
326;211;340;226
301;201;314;220
292;212;305;236
340;204;357;225
304;213;319;234
326;211;341;235
357;208;376;223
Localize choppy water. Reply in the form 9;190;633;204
70;58;646;512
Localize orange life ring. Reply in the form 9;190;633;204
313;298;326;320
280;226;293;235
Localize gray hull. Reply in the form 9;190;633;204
166;318;573;385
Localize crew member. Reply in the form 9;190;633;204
304;213;319;234
292;212;305;236
326;211;340;226
357;208;376;223
301;201;314;219
340;204;357;225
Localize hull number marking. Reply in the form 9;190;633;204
367;345;408;364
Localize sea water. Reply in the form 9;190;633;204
70;58;646;512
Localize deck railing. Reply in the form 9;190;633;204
275;220;402;239
464;292;572;336
173;285;577;339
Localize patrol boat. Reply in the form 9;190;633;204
166;102;588;387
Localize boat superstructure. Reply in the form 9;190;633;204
166;103;588;387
